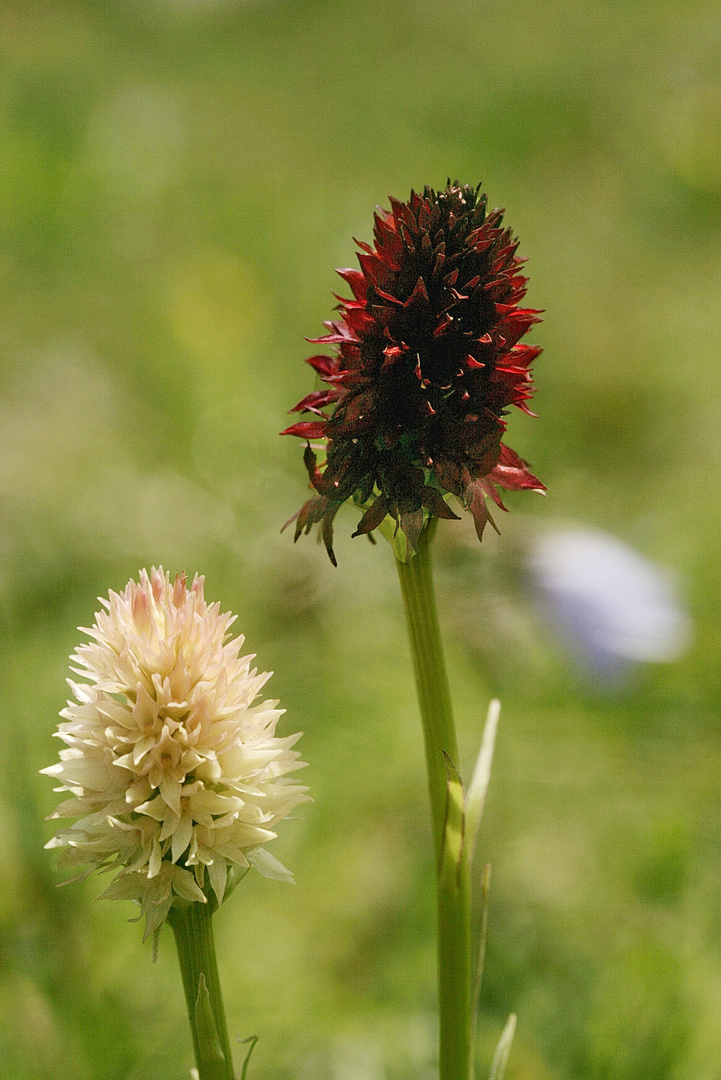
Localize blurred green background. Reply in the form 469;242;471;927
1;1;720;1077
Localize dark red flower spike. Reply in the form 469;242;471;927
283;182;545;563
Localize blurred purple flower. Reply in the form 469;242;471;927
528;528;692;680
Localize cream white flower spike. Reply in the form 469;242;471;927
43;567;309;938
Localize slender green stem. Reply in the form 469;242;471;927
396;523;458;860
396;524;474;1080
168;902;236;1080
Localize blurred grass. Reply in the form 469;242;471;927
1;0;720;1077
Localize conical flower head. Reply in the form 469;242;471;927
43;568;309;938
283;182;545;563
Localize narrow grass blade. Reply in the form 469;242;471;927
472;862;492;1021
239;1034;259;1080
489;1013;516;1080
466;699;501;866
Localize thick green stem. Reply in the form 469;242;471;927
396;525;474;1080
169;902;236;1080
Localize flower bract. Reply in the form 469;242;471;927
283;181;545;563
43;568;309;938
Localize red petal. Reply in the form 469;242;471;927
344;307;376;334
336;268;368;301
306;354;337;377
352;496;389;537
280;420;328;439
288;389;339;415
307;320;359;345
389;195;417;233
321;503;340;566
467;480;500;541
507;344;542;368
433;313;453;338
357;251;380;284
489;444;546;492
422;489;460;520
403;276;430;310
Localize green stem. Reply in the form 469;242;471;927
168;902;236;1080
396;524;474;1080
